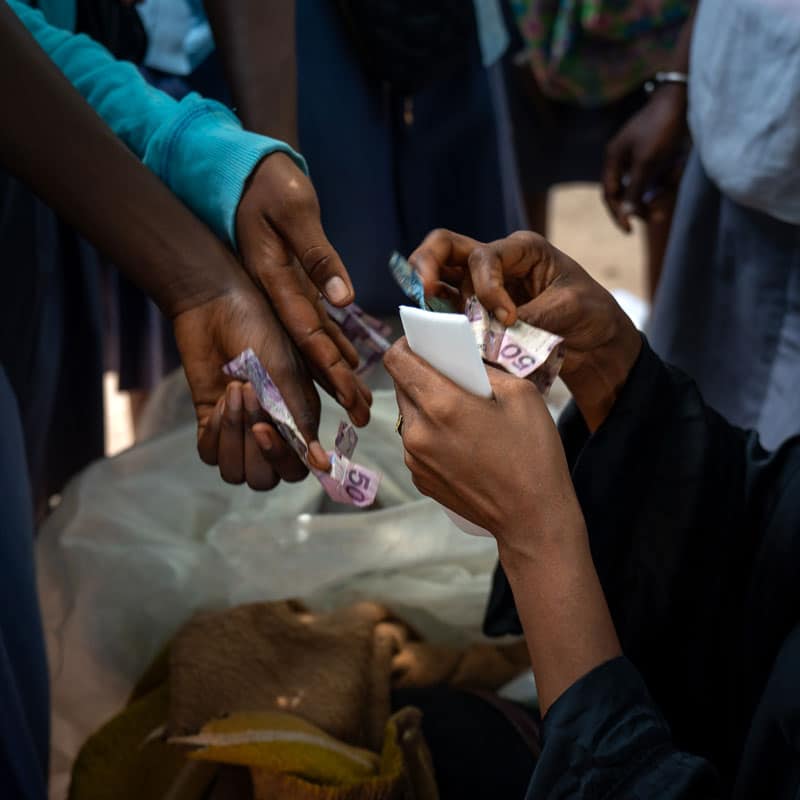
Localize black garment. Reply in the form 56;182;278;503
0;171;105;508
485;340;800;798
391;687;539;800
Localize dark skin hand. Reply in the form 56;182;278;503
411;228;642;431
203;0;370;416
603;83;688;232
0;2;365;484
235;154;372;428
602;8;696;231
385;338;622;715
385;228;650;711
174;278;321;489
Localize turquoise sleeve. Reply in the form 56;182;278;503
7;0;308;245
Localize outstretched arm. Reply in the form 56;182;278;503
0;1;327;482
6;0;371;430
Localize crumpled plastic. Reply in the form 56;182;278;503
38;377;518;800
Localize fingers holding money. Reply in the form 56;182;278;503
409;229;561;328
410;228;481;299
197;381;309;489
244;383;308;485
386;337;579;540
466;231;559;326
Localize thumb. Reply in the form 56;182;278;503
619;160;650;233
277;192;355;307
485;363;524;397
515;284;576;336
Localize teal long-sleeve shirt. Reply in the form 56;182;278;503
7;0;307;245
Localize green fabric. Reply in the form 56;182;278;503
68;685;219;800
511;0;692;107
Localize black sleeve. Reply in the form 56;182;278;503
485;338;800;782
527;657;719;799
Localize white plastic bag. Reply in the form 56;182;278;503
37;382;504;799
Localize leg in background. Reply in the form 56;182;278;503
643;186;678;301
524;190;548;236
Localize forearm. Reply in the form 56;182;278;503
499;526;622;716
0;2;242;317
670;5;697;74
204;0;298;146
566;319;643;433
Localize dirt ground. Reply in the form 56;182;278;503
104;183;647;455
550;183;646;298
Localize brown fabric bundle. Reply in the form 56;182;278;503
71;599;529;800
168;600;528;751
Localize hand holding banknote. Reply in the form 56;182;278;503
410;229;642;430
384;338;585;552
173;281;324;488
236;155;373;428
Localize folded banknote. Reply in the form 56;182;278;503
224;349;380;508
389;252;564;392
323;301;391;375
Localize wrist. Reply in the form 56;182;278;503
566;320;642;432
157;234;248;320
498;516;591;586
648;80;688;119
496;495;589;572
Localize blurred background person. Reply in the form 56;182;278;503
136;0;523;318
646;0;800;450
502;0;694;299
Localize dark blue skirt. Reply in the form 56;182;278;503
297;0;511;314
649;151;800;449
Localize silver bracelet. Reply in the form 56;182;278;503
644;71;689;94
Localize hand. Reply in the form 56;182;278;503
236;153;371;427
173;276;340;488
386;338;624;715
411;229;642;430
384;339;586;554
602;84;688;232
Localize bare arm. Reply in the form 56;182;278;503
204;0;298;146
384;340;623;714
499;530;622;715
0;0;227;316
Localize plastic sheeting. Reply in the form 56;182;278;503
36;284;664;797
38;378;521;799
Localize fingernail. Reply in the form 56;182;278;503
621;202;635;216
495;307;509;324
253;426;272;451
324;276;350;304
309;441;329;470
227;384;241;412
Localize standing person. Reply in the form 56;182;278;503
504;0;694;299
642;0;800;450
